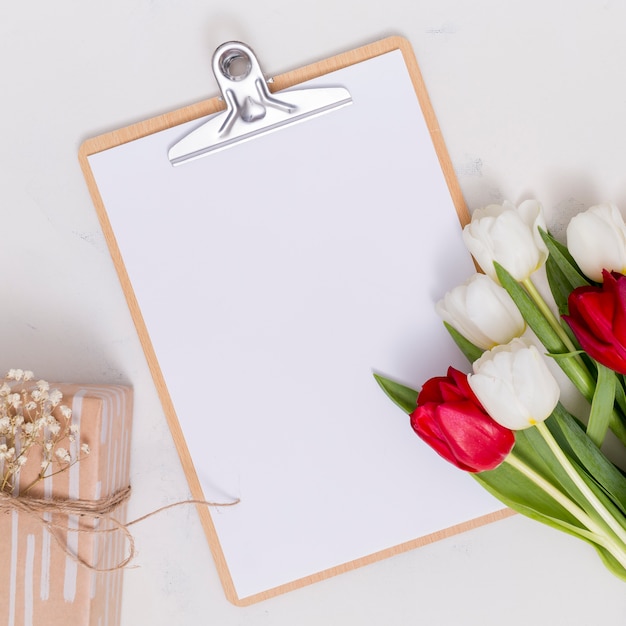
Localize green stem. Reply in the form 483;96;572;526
505;453;626;569
505;455;601;532
520;277;595;396
536;421;626;546
522;277;578;354
522;277;626;447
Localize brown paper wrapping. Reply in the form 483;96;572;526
0;384;133;626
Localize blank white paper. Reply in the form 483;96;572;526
88;49;502;600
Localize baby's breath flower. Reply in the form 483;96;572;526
55;448;71;463
6;369;23;381
48;389;63;406
8;393;21;409
4;447;15;460
0;370;89;494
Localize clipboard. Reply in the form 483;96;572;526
79;36;510;606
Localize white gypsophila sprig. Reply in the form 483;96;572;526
0;369;89;494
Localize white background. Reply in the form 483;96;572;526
2;2;626;624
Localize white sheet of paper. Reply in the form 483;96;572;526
88;49;502;599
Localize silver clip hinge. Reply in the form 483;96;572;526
168;41;352;166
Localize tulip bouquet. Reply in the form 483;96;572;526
376;200;626;580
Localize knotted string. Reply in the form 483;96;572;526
0;488;238;572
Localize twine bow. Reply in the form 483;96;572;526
0;488;238;572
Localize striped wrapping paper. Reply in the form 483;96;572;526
0;384;133;626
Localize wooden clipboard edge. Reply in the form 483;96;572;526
78;35;499;607
236;508;516;606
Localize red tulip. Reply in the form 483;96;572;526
563;270;626;375
410;367;515;472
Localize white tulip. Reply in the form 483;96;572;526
468;338;560;430
566;203;626;282
462;200;549;282
436;273;525;350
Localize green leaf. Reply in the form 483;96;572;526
495;262;597;405
593;545;626;582
475;449;626;583
608;377;626;445
494;262;566;355
549;404;626;516
539;227;592;318
545;255;577;316
478;419;588;515
574;464;626;534
473;459;585;531
587;362;616;447
613;375;626;420
442;322;483;364
373;373;419;414
513;421;590;507
538;228;589;283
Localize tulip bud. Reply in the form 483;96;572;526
566;203;626;282
563;270;626;374
462;200;548;282
468;338;560;430
410;367;515;472
436;273;525;350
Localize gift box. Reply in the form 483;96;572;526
0;384;133;626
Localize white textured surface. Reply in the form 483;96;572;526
2;2;626;623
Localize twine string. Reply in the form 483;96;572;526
0;488;239;572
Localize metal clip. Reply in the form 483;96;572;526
168;41;352;166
